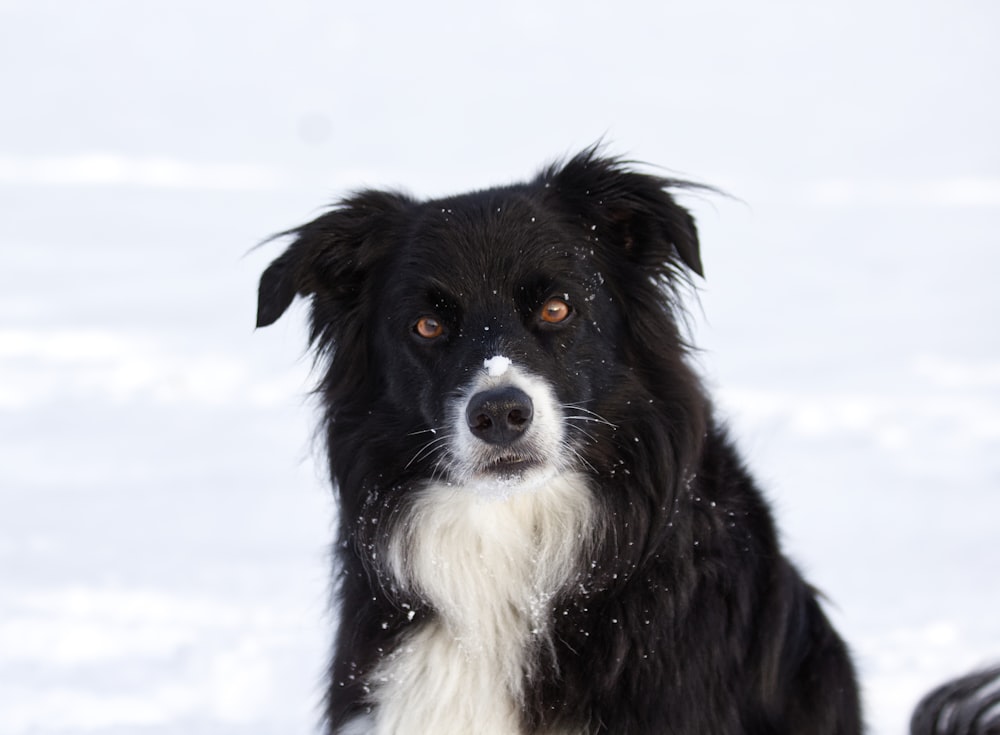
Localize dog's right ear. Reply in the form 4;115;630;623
256;190;410;330
256;242;306;329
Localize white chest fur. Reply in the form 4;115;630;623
357;474;595;735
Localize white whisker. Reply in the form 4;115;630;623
565;423;598;445
560;404;618;428
406;433;454;470
562;440;597;474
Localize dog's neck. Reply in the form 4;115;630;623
363;473;595;734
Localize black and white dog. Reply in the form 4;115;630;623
256;150;995;734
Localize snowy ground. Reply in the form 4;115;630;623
2;2;998;733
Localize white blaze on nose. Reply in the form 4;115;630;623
483;355;512;378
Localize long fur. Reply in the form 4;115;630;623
257;149;865;733
910;666;1000;735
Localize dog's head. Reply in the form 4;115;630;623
257;149;704;495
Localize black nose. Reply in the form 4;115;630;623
466;387;534;445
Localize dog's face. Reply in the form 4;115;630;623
257;151;704;496
372;193;622;493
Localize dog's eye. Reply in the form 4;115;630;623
540;298;572;324
414;316;445;340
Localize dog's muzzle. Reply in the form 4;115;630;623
448;364;566;492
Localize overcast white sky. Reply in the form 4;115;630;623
2;1;998;733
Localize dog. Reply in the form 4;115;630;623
256;149;988;733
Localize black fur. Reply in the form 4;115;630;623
257;149;864;733
911;666;1000;735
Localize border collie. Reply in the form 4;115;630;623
256;149;994;734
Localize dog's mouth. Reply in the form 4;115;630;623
481;452;539;475
461;449;557;496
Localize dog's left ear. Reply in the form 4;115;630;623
542;149;704;278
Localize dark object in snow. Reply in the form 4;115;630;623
256;147;981;734
911;666;1000;735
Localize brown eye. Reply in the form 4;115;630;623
414;316;444;339
540;297;571;324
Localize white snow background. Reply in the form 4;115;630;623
2;1;998;732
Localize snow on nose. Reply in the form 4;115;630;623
483;355;512;378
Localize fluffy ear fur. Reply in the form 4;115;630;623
539;148;704;279
256;190;411;331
